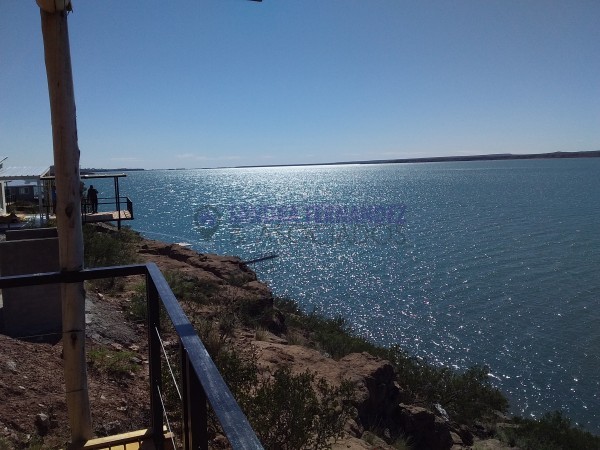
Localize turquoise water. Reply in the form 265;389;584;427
95;158;600;432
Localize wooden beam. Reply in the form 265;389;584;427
81;429;153;449
38;5;91;443
78;428;173;450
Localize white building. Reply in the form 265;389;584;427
0;165;52;218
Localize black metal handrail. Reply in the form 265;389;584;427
81;196;132;215
0;263;263;450
81;196;134;229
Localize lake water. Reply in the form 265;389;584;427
93;158;600;432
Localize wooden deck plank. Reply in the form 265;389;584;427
81;428;152;449
82;210;132;222
77;428;173;450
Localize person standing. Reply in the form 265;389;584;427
80;182;88;213
51;185;57;215
87;185;98;214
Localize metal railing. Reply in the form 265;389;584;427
81;196;133;216
0;263;263;450
81;196;134;229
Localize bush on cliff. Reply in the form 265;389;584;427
389;349;509;424
83;224;140;268
276;298;387;359
275;297;509;426
83;225;140;291
248;367;355;450
211;345;355;449
497;411;600;450
164;270;219;305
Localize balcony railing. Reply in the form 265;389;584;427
0;263;263;450
81;196;134;229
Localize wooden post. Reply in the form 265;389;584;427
38;2;92;443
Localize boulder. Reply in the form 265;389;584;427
34;413;49;436
396;403;463;450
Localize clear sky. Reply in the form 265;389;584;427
1;0;599;169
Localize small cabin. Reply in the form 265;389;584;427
5;179;42;203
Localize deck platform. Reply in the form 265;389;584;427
83;210;132;223
77;428;174;450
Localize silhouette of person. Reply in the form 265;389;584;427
80;182;88;213
51;186;57;215
87;185;99;214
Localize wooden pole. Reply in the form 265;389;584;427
38;4;92;443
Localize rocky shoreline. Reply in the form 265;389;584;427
126;233;511;450
1;226;596;449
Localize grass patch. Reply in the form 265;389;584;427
126;282;147;322
275;298;388;359
83;225;141;291
254;327;269;341
164;270;220;305
125;270;218;323
83;225;140;267
304;314;385;359
88;346;138;378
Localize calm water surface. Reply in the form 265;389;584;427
94;158;600;432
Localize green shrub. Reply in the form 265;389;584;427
164;270;219;304
388;347;508;425
192;318;228;358
217;311;237;338
83;225;140;268
497;411;600;450
211;345;354;449
226;273;251;287
304;314;386;359
236;298;279;332
246;367;354;450
160;343;183;436
272;297;303;315
274;298;509;426
126;282;147;322
274;299;388;360
83;225;140;291
88;346;138;378
214;348;260;408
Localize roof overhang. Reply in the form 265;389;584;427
0;166;51;182
41;173;128;180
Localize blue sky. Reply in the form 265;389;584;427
1;0;599;169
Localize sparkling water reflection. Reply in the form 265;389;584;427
96;159;600;432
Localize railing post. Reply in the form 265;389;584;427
147;273;164;450
115;177;122;230
127;197;134;219
181;344;208;450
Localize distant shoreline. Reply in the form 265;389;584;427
229;149;600;170
83;149;600;172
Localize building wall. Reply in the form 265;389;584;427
5;185;39;203
0;229;61;338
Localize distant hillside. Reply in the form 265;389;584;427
233;149;600;169
81;168;145;173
